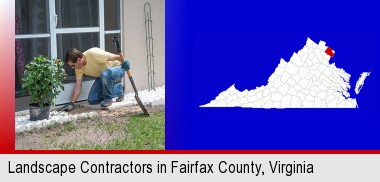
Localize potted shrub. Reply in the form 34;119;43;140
22;55;66;121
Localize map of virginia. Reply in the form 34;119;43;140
201;38;371;108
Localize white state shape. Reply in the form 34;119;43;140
303;100;315;108
286;77;297;87
308;52;316;60
200;38;362;108
290;96;301;108
347;99;358;108
285;61;299;75
301;88;310;95
229;100;241;107
316;51;325;62
327;97;338;107
337;97;346;108
299;67;309;78
309;69;321;78
297;92;306;101
200;85;238;107
227;85;239;95
271;92;282;102
236;89;248;99
214;100;226;107
281;95;292;108
222;91;230;98
310;62;320;70
280;72;291;83
316;91;327;99
355;72;371;94
314;97;322;108
268;73;279;83
310;57;320;65
294;85;302;92
287;87;298;96
255;100;265;107
240;97;249;105
272;102;281;108
306;59;313;67
278;84;290;96
298;79;310;89
298;47;308;57
255;91;263;99
242;102;256;108
289;53;303;67
317;40;327;50
246;93;257;103
323;66;333;77
306;37;317;47
278;58;287;68
274;67;285;77
226;94;238;104
263;88;271;97
302;54;309;62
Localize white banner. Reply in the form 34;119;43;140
1;154;379;181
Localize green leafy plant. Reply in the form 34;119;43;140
22;55;66;108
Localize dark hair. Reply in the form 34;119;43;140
65;48;83;63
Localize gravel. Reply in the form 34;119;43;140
15;85;165;133
15;111;98;133
122;85;165;106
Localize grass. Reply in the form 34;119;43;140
109;112;165;150
45;111;165;150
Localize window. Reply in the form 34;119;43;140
15;0;122;111
55;0;99;28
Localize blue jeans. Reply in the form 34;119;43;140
87;66;125;105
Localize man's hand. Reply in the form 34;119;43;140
107;53;123;62
121;60;130;71
59;102;74;111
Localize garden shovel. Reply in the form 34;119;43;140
113;36;150;116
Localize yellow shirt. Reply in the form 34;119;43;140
75;47;120;80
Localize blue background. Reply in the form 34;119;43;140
166;0;379;149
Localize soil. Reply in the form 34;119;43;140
15;104;164;150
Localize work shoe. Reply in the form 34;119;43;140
116;85;125;102
101;99;113;107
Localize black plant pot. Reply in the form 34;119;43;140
29;103;50;121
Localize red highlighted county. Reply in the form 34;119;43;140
325;47;335;57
